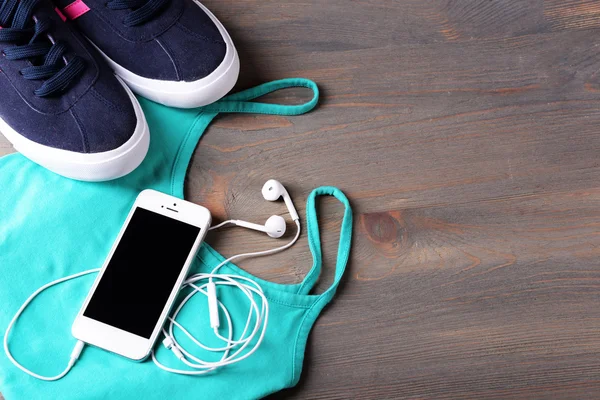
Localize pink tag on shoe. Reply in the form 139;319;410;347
61;0;90;20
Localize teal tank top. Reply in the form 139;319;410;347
0;78;353;400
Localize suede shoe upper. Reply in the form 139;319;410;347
52;0;227;82
0;0;138;153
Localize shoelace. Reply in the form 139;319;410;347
0;0;84;97
106;0;170;27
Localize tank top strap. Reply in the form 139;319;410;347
166;78;319;199
296;187;353;300
200;78;319;116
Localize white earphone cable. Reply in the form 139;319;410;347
154;219;300;375
3;220;300;379
207;220;236;231
210;219;300;275
3;268;99;381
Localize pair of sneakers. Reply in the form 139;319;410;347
0;0;238;181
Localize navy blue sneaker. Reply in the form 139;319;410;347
53;0;239;108
0;0;149;181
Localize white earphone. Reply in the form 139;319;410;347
4;179;301;380
209;179;300;238
234;216;286;238
156;179;301;375
262;179;300;221
209;215;286;238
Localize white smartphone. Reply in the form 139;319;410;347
72;189;211;361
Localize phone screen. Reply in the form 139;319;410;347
84;207;201;339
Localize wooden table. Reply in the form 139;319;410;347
3;1;600;398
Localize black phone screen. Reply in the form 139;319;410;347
84;207;201;339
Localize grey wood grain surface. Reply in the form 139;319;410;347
3;0;600;398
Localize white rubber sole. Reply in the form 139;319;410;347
0;77;150;182
89;0;240;109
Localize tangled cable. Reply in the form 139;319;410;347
153;220;300;375
3;220;300;379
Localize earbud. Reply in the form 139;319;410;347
234;215;286;238
264;215;287;237
262;179;299;221
209;180;298;238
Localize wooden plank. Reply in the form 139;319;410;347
3;0;600;398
